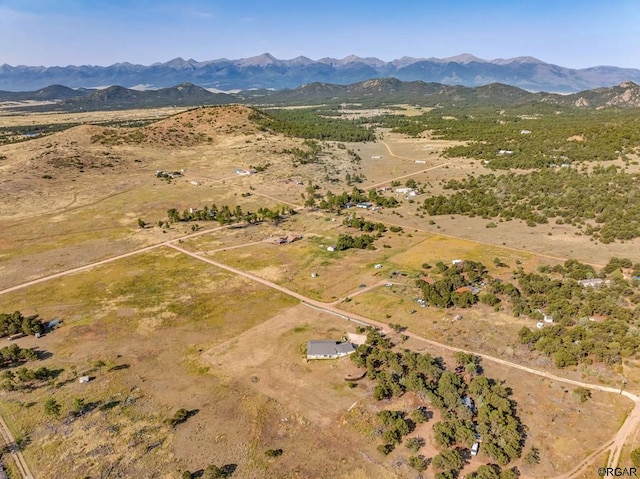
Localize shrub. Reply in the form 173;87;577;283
405;437;425;452
377;443;394;456
168;408;190;427
265;448;283;458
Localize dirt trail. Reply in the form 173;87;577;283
379;139;415;161
365;161;451;191
0;412;34;479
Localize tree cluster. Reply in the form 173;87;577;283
475;258;640;367
335;233;376;251
1;366;60;391
342;214;387;234
283;139;323;165
0;344;38;369
417;260;488;308
254;108;375;142
374;107;640;169
316;186;399;212
166;204;293;226
0;311;45;338
351;329;526;474
421;166;640;243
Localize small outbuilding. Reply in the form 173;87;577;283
79;376;91;384
471;442;480;456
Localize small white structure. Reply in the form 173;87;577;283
452;259;463;265
311;272;318;278
395;187;413;194
520;130;532;134
578;278;610;288
235;169;256;176
536;322;544;329
536;309;554;323
371;155;381;159
79;376;91;384
471;443;480;456
498;149;514;155
374;263;382;269
326;246;336;252
415;160;426;164
190;180;199;186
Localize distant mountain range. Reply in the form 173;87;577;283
3;78;640;112
1;53;640;93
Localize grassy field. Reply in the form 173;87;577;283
0;249;309;478
204;213;426;301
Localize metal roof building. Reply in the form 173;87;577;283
307;340;356;360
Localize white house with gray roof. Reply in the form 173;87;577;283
578;278;610;288
307;340;356;360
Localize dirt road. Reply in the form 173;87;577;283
0;224;230;296
379;139;416;161
168;243;640;477
0;208;633;477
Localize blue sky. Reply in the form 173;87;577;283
1;0;638;68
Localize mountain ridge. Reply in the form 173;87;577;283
5;79;640;112
1;53;639;93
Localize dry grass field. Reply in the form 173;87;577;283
1;104;639;479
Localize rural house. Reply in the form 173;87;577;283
578;278;610;288
307;340;356;360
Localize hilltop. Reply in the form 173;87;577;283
89;105;262;146
0;105;275;220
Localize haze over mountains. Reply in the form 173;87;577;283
2;53;640;93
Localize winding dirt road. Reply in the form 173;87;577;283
0;234;636;477
168;243;640;477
